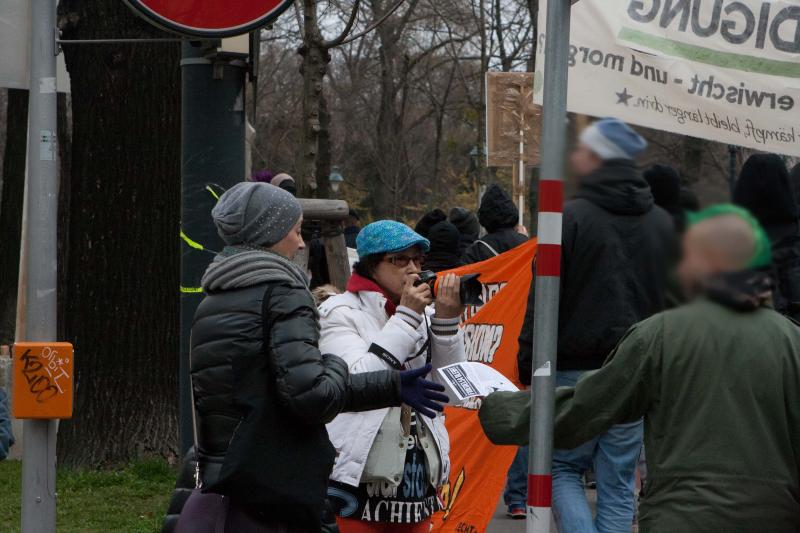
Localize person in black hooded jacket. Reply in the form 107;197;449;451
414;208;447;239
734;154;800;320
644;164;687;232
173;182;448;533
791;163;800;208
462;185;528;264
518;118;674;532
423;220;464;273
449;207;480;255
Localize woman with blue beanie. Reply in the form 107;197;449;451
320;220;467;533
177;184;448;533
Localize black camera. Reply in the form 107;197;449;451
415;271;484;306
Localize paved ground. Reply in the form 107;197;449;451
487;489;629;533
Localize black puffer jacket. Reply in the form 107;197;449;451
463;185;528;264
161;447;197;533
519;159;675;382
190;280;401;529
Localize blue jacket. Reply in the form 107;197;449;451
0;388;14;460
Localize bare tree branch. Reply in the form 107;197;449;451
323;0;363;48
336;0;408;48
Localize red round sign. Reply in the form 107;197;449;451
125;0;293;38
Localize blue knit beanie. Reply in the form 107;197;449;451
356;221;430;258
580;118;647;160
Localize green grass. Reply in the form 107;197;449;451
0;459;178;533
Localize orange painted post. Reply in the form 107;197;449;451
12;343;73;420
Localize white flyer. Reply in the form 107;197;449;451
437;362;519;402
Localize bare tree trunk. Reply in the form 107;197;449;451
56;1;180;466
371;0;417;219
477;0;489;185
431;65;456;208
526;0;539;72
57;93;71;342
298;0;332;198
683;137;707;184
0;89;28;346
316;91;333;197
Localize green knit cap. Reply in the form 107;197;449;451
686;204;771;268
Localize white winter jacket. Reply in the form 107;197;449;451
319;289;466;488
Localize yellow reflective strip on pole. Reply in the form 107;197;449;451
180;230;204;251
206;185;220;201
180;287;204;294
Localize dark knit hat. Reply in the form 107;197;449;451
428;221;461;256
449;207;480;240
478;185;518;233
414;209;447;238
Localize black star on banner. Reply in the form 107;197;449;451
616;88;633;106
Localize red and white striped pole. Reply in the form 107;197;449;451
527;0;572;532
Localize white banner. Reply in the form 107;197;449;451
0;0;70;91
536;0;800;156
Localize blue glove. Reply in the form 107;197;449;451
400;364;449;418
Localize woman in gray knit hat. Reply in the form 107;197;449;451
176;182;448;533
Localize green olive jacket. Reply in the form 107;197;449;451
481;298;800;532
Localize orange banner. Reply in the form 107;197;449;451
432;239;537;533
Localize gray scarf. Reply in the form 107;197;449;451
201;246;309;292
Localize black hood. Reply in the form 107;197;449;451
424;221;463;272
478;185;519;233
575;159;654;215
792;163;800;207
733;154;796;227
643;164;681;211
449;207;480;240
428;221;461;255
414;209;447;238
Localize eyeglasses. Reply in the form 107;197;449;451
384;254;426;268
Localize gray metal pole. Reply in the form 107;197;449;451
179;42;247;454
21;1;59;532
527;1;571;532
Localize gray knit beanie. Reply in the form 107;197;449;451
212;182;302;247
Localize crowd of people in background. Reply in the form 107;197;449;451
153;116;800;533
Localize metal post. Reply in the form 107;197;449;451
527;1;571;532
519;125;525;226
179;42;247;454
21;1;59;532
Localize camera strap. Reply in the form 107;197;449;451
369;337;430;370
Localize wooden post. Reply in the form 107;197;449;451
294;199;352;290
322;221;350;291
298;199;349;221
512;164;526;226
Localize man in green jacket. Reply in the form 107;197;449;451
480;205;800;532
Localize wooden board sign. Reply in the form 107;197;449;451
486;72;542;167
12;342;73;419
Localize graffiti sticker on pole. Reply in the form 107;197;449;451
124;0;294;38
12;342;73;419
536;0;800;156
